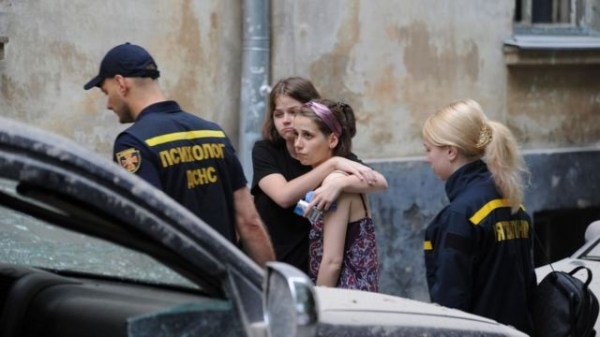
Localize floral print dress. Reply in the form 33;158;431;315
308;194;379;292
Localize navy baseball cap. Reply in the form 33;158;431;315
83;43;160;90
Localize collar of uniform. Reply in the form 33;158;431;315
444;159;488;202
136;101;182;121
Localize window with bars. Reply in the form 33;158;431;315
515;0;575;25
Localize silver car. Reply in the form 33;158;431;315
0;117;526;337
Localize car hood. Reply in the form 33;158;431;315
313;287;528;336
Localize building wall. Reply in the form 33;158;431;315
272;0;516;158
507;65;600;148
1;1;599;301
271;1;600;158
0;1;243;155
2;1;597;160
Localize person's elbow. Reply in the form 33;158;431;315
374;172;389;191
236;211;264;233
321;254;343;273
378;177;389;191
234;190;263;229
258;178;300;208
270;194;297;208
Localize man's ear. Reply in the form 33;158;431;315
114;75;128;95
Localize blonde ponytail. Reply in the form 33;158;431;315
423;99;529;213
484;121;528;213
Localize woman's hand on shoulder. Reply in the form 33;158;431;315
308;171;347;212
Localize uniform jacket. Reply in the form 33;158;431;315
113;101;246;244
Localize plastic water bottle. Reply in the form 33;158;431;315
293;191;336;223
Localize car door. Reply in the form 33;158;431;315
0;117;265;337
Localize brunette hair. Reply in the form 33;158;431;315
297;98;356;157
262;77;321;143
422;99;528;212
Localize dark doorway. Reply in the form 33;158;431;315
533;207;600;267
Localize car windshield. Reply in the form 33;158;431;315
0;179;198;290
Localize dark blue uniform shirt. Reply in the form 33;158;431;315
113;101;246;243
424;160;536;335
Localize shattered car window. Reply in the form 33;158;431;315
0;201;198;290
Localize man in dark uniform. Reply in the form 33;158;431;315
83;43;274;266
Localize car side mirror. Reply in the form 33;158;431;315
263;262;318;337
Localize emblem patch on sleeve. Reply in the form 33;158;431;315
116;148;142;173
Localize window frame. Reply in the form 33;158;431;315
515;0;585;32
506;0;600;65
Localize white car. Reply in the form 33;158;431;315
0;117;527;337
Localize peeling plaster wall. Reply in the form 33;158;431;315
2;1;597;165
507;65;600;148
0;0;242;157
272;0;514;159
1;2;598;172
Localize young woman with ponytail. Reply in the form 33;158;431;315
422;99;535;336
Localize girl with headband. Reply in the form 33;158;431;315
293;99;379;292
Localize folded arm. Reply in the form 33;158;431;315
309;169;388;211
259;156;382;208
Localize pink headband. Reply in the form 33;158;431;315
304;101;342;137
